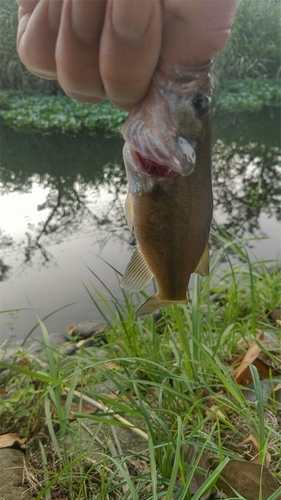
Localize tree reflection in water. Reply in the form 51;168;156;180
0;107;280;272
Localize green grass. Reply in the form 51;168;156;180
1;236;280;498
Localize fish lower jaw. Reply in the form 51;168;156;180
134;151;175;179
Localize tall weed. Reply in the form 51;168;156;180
0;0;60;91
215;0;281;79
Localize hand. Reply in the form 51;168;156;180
16;0;238;110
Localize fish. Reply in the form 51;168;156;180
120;61;213;317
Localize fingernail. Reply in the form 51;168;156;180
72;0;106;43
112;0;153;40
48;0;63;31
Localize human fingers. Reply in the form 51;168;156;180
16;0;62;79
161;0;239;67
55;0;106;103
99;0;162;110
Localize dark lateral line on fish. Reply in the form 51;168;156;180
134;151;174;179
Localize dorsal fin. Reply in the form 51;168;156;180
120;245;153;292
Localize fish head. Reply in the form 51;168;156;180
121;61;213;182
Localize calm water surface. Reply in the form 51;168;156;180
1;108;280;341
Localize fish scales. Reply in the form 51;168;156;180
121;61;213;317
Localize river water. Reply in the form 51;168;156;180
0;108;280;342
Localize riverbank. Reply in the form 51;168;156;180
1;246;280;498
0;77;280;136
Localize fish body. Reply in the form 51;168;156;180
120;62;213;317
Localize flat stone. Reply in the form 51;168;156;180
242;379;273;405
0;448;32;499
68;320;107;339
90;379;124;394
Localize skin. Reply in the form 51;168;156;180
16;0;238;110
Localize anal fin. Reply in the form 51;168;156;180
136;294;187;318
194;242;209;277
120;245;153;292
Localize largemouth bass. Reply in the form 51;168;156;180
120;62;213;317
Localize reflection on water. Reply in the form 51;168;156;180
212;109;281;236
0;108;280;339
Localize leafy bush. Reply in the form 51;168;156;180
214;78;281;111
0;80;280;135
0;91;128;135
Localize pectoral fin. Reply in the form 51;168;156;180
137;294;187;318
125;192;134;231
120;245;153;292
194;242;209;277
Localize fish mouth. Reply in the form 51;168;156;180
134;151;174;178
122;118;196;177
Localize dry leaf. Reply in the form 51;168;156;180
233;335;263;385
0;433;27;450
102;393;120;400
206;404;227;422
69;401;98;415
0;388;7;394
67;324;76;335
102;361;120;370
182;445;211;499
240;433;271;466
267;307;281;323
217;459;280;499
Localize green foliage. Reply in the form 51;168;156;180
0;80;280;135
0;91;128;136
214;78;281;111
215;0;281;79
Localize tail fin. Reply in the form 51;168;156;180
136;294;187;318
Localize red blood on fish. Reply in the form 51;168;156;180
135;151;174;178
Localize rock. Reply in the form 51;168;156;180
61;344;77;356
90;379;124;394
48;332;70;348
28;332;70;355
0;448;32;500
92;349;109;359
242;379;273;405
67;320;107;339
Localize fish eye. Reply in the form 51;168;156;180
193;94;211;112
